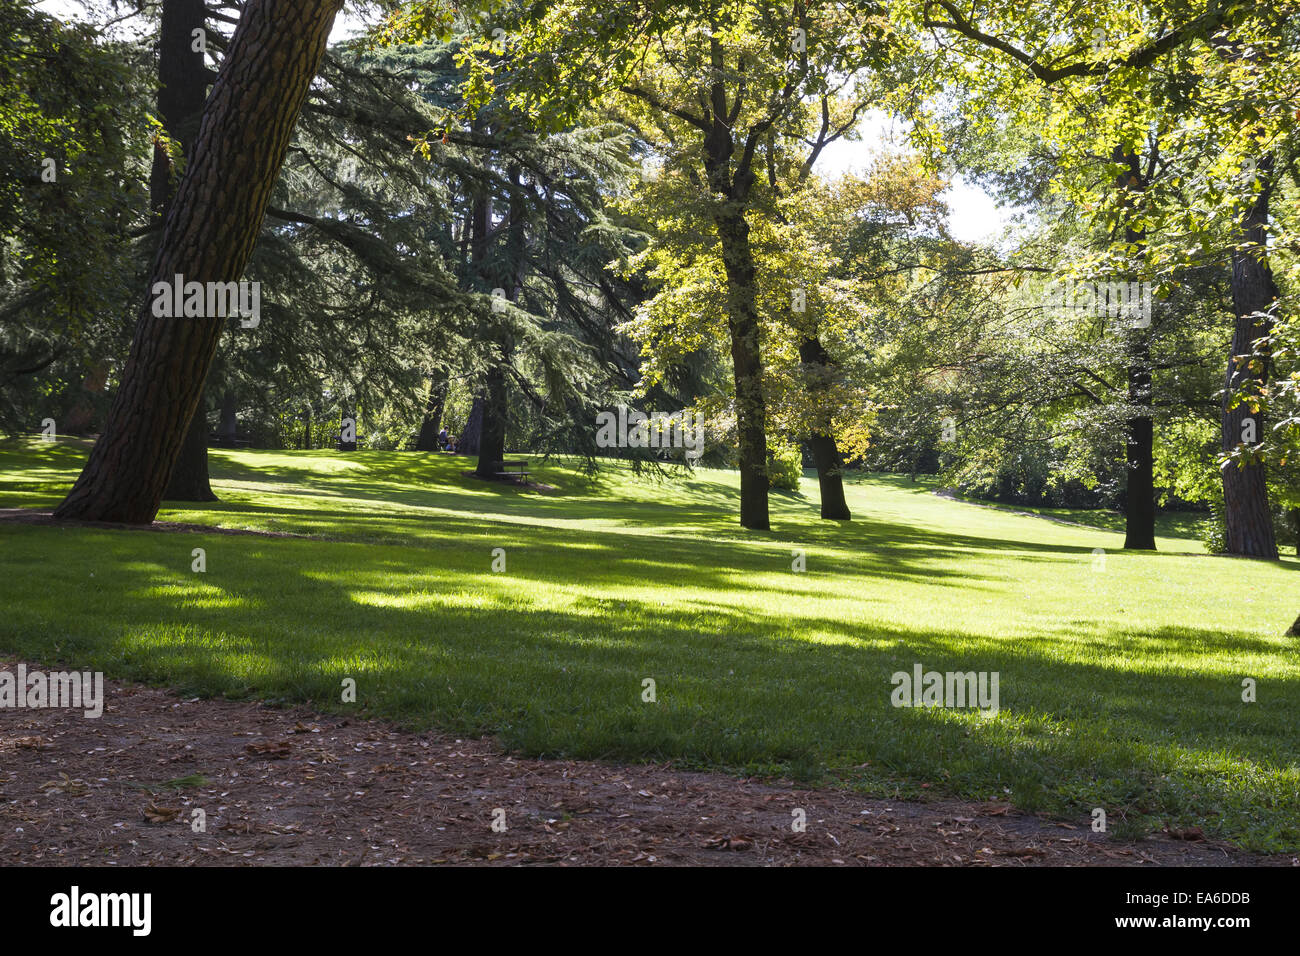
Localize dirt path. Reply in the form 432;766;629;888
0;662;1287;866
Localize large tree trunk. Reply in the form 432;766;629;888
157;0;217;502
164;393;217;501
715;207;770;530
1221;154;1279;559
415;374;447;451
473;367;507;478
460;397;483;456
149;0;209;218
54;0;343;523
798;337;850;520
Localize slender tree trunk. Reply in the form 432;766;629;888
715;206;770;530
1124;360;1156;549
1221;154;1279;559
1112;146;1156;550
54;0;343;523
158;0;217;502
217;389;237;443
415;374;448;451
475;164;527;481
798;337;850;520
462;183;510;480
701;96;770;530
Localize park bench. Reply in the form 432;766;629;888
496;459;530;482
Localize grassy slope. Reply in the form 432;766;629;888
2;438;1298;851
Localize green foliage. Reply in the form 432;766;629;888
1154;415;1221;506
766;440;803;491
0;1;151;434
1199;495;1228;554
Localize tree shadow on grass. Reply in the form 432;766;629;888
3;527;1297;849
152;497;1117;595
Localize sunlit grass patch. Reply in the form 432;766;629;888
1;437;1297;850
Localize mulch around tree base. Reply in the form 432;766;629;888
0;662;1290;866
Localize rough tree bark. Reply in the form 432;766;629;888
798;337;850;520
1220;154;1279;559
54;0;344;523
157;0;218;502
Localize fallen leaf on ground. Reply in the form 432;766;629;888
142;803;181;823
704;836;753;851
245;741;291;759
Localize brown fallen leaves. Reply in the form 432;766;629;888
244;740;292;760
0;659;1287;867
142;803;182;824
38;773;88;796
703;836;754;851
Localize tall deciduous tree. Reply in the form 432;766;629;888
916;0;1284;556
388;1;896;528
1224;306;1300;631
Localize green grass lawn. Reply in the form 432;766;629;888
2;438;1298;851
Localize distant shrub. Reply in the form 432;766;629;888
768;441;804;492
1200;497;1227;554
